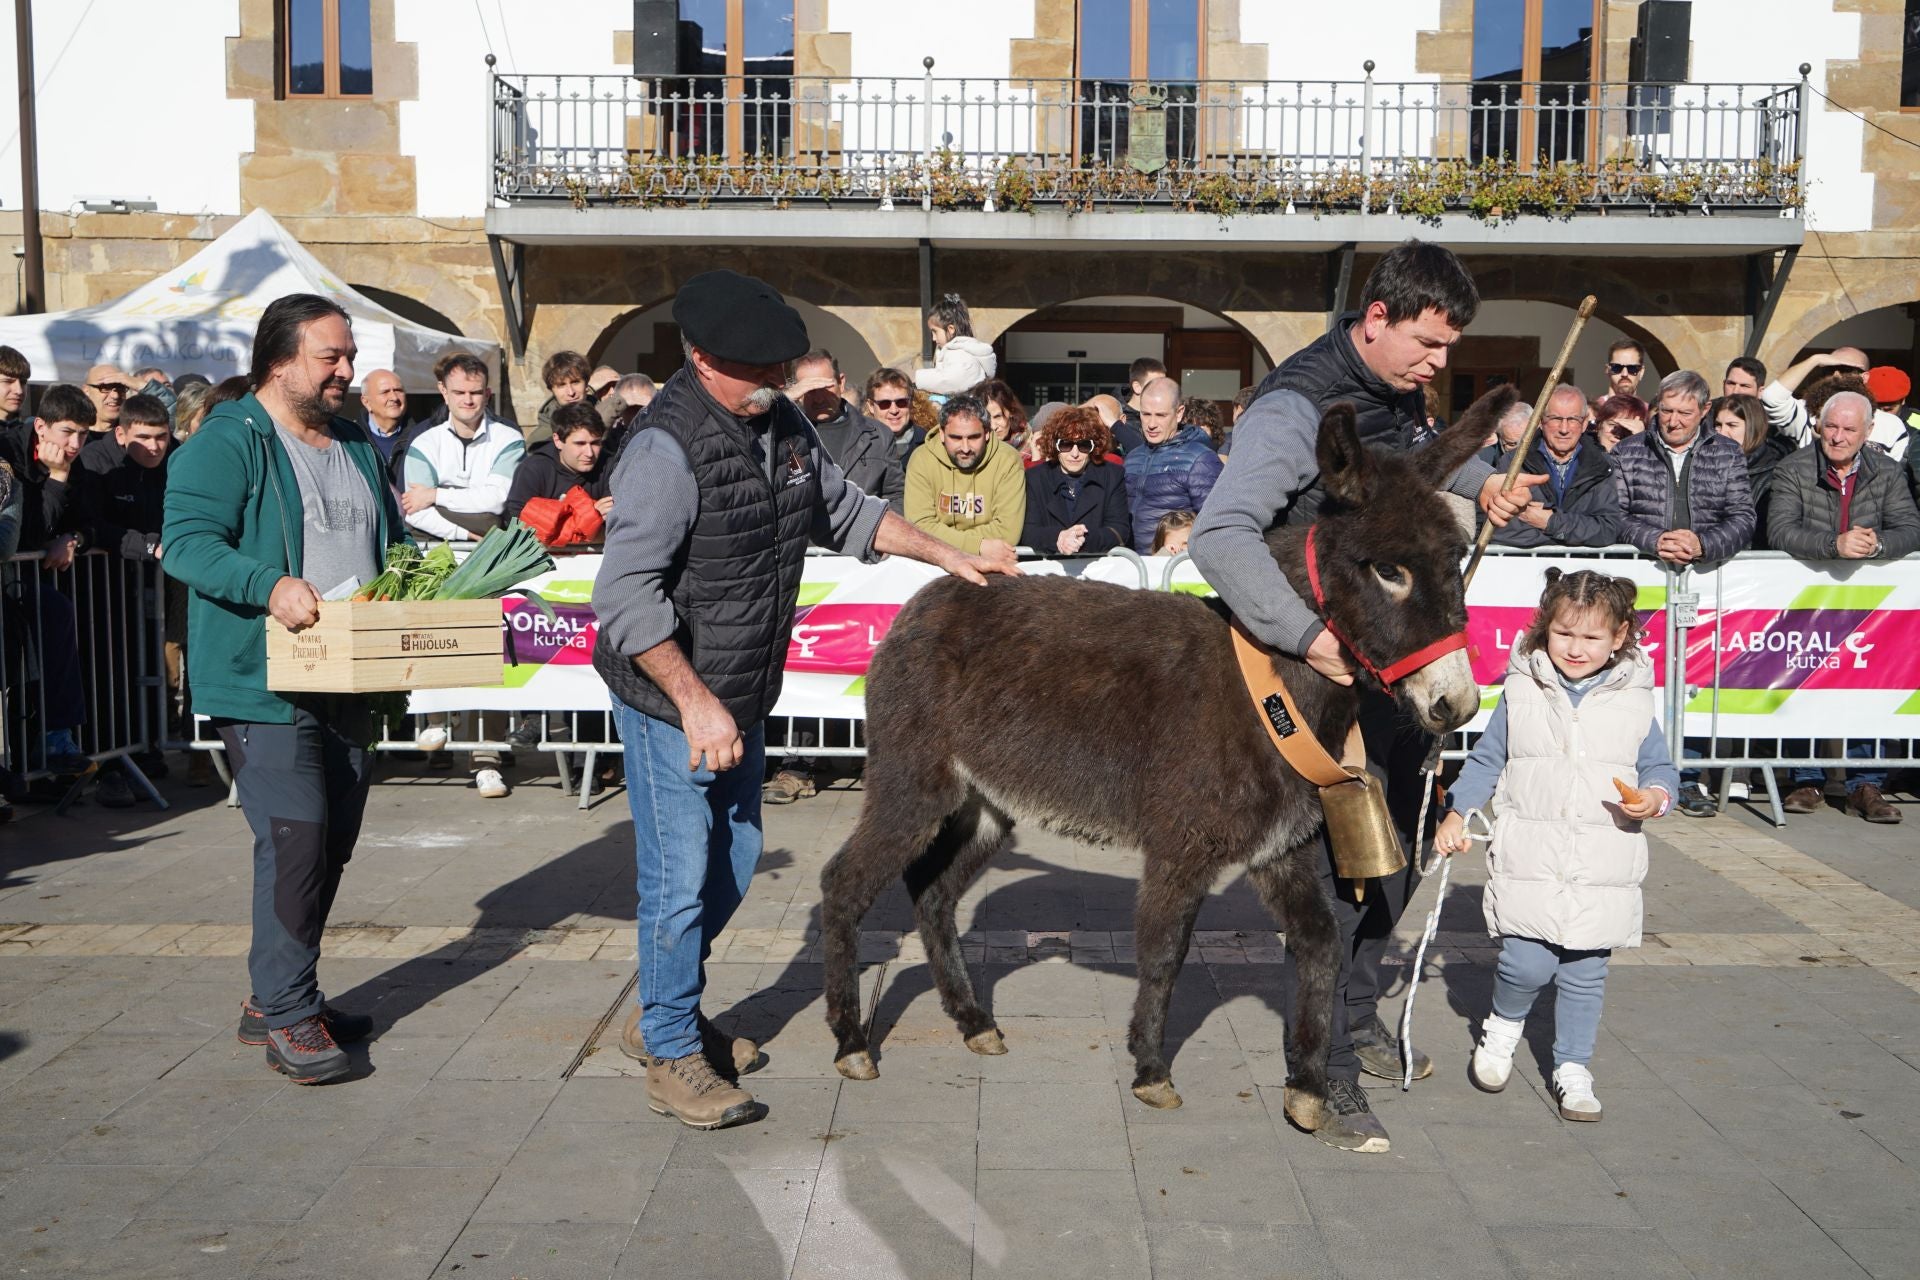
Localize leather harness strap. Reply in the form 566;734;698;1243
1302;523;1472;688
1229;618;1365;789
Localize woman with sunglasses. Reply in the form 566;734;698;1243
1020;404;1130;556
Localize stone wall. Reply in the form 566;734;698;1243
28;216;1915;412
227;0;421;217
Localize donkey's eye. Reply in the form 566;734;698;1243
1371;562;1409;587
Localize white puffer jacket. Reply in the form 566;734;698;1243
1484;647;1655;952
914;335;997;396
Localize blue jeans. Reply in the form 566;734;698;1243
1791;740;1889;793
1491;936;1611;1068
613;699;766;1062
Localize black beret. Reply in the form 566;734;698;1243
671;269;810;366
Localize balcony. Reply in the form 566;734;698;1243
484;66;1808;255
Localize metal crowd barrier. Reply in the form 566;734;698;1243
2;550;170;810
1666;551;1914;829
32;541;1911;829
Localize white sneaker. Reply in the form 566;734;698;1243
1552;1062;1603;1121
474;768;508;799
1727;780;1750;800
415;725;450;752
1469;1013;1525;1092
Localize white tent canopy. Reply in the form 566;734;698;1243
0;209;499;390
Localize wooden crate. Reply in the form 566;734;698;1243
266;599;504;693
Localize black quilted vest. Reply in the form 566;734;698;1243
1252;313;1426;525
594;367;820;731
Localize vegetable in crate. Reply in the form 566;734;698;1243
435;524;553;599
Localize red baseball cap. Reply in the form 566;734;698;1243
1865;365;1910;406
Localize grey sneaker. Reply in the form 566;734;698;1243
95;769;136;809
239;998;372;1047
1310;1078;1391;1154
1351;1013;1432;1082
264;1014;351;1084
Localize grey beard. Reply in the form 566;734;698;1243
741;386;781;415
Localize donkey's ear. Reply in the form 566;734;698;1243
1316;401;1372;508
1420;382;1521;480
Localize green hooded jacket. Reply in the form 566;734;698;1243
161;392;406;723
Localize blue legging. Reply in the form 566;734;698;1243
1491;936;1611;1068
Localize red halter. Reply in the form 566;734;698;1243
1303;524;1473;688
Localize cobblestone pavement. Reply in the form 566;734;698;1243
1;761;1915;1279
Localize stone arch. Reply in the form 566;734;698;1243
352;284;463;336
996;292;1279;409
580;295;883;386
1766;274;1920;375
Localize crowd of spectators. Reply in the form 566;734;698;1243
3;309;1918;824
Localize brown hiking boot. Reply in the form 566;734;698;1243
620;1006;764;1079
646;1052;758;1130
762;769;816;805
1781;785;1824;815
1848;784;1902;824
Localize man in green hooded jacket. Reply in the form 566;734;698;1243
163;294;407;1086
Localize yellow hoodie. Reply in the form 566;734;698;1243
904;436;1028;552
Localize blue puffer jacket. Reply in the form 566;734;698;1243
1123;426;1223;552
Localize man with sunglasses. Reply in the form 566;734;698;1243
1604;341;1648;401
861;367;923;464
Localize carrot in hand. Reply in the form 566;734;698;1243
1612;777;1647;807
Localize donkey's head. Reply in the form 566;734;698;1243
1282;384;1521;733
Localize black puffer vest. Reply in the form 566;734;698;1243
1253;313;1426;524
594;367;821;731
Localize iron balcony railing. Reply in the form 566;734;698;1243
489;64;1808;215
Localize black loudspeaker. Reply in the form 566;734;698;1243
1631;0;1692;83
633;0;678;77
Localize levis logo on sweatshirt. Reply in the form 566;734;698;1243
937;491;988;519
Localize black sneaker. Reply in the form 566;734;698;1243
133;750;171;780
1351;1013;1432;1082
1677;783;1718;819
505;717;542;750
1311;1078;1391;1154
264;1014;350;1084
95;769;137;809
238;998;373;1047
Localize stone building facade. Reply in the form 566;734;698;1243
9;0;1918;414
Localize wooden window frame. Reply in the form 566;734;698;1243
1073;0;1208;84
1508;0;1605;166
281;0;373;100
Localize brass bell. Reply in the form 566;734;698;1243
1319;767;1408;892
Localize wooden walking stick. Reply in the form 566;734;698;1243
1461;294;1599;590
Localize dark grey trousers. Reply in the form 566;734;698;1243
1279;687;1430;1082
216;697;375;1030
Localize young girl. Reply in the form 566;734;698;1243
914;294;997;397
1150;509;1195;556
1434;569;1677;1123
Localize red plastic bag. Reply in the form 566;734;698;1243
518;496;568;546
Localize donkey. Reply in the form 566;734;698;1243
816;386;1512;1137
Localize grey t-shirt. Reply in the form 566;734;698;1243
276;422;379;596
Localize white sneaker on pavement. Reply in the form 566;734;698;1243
1552;1062;1603;1121
1469;1013;1525;1092
415;725;450;752
474;768;508;799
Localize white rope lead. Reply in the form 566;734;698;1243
1397;781;1491;1091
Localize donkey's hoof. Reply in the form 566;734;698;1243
1283;1086;1328;1132
964;1028;1007;1056
835;1051;879;1081
1132;1080;1184;1110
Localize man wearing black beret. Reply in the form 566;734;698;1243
593;269;1018;1129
